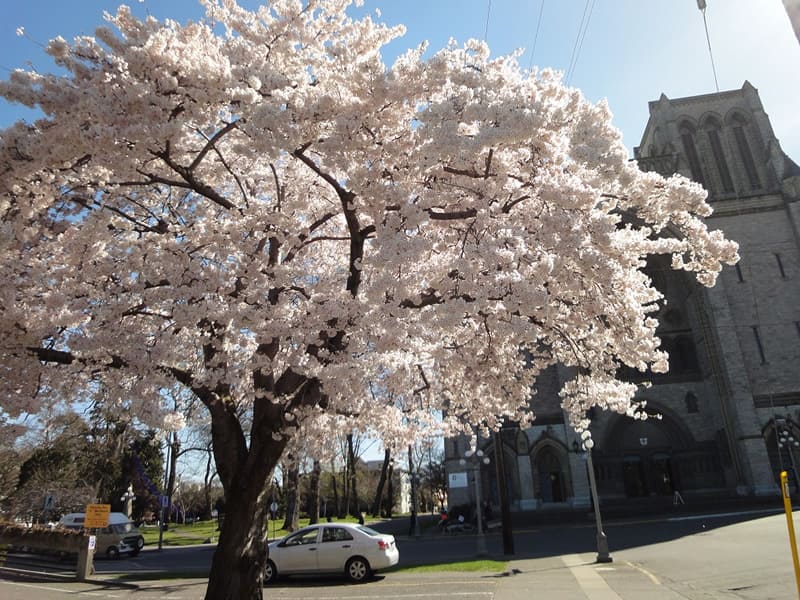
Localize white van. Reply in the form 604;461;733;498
58;512;145;559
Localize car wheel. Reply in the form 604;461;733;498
264;559;277;585
345;556;371;583
106;546;120;560
136;536;145;549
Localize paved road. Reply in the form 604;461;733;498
2;508;799;599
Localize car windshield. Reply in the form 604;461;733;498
112;522;135;534
355;525;382;536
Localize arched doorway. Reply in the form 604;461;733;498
532;444;568;503
598;404;719;498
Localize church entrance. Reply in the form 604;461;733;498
623;456;647;497
594;405;709;498
534;445;567;503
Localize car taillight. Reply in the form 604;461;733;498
378;540;391;551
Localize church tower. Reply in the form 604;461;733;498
444;83;800;520
633;81;800;497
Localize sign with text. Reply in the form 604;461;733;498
448;472;468;488
84;504;111;528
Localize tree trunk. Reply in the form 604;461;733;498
330;468;339;518
204;474;271;599
166;433;180;524
407;445;417;536
281;463;300;532
201;441;215;521
384;461;394;518
371;449;391;517
340;448;350;519
346;433;362;521
308;460;321;525
203;415;288;600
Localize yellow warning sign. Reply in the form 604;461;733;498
84;504;111;528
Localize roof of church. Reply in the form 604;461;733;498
784;154;800;179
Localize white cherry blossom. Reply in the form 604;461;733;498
0;2;737;598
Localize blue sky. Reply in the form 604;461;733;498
1;0;799;160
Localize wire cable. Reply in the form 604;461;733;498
566;0;596;85
528;0;546;72
484;0;492;43
699;5;720;92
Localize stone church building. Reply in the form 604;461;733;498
445;82;800;515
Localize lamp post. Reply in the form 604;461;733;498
582;435;612;563
778;428;800;493
460;448;490;557
120;483;136;520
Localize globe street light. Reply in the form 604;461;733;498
582;435;612;563
120;483;136;519
778;428;800;493
460;448;490;557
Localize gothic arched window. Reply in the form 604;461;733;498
679;122;705;186
731;114;761;190
704;117;734;193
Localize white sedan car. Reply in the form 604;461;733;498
264;522;399;584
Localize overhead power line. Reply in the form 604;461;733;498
566;0;596;85
484;0;492;43
528;0;546;72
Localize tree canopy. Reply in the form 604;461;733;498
0;1;737;597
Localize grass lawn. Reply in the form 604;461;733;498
394;560;509;573
141;515;382;547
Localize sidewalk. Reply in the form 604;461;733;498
495;554;687;600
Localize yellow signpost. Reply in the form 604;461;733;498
84;503;111;529
780;471;800;599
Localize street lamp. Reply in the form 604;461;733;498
460;448;490;557
582;433;612;563
120;483;136;520
778;427;800;493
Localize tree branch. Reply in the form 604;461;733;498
292;145;365;295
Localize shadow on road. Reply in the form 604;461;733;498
368;498;791;567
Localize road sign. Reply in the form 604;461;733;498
449;472;468;488
84;503;111;528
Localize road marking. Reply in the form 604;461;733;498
276;594;492;599
562;554;623;600
0;579;122;597
376;580;495;588
625;560;661;585
666;509;781;522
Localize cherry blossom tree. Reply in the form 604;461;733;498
0;0;738;597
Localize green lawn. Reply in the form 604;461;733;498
141;515;382;547
140;520;219;547
394;560;509;573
